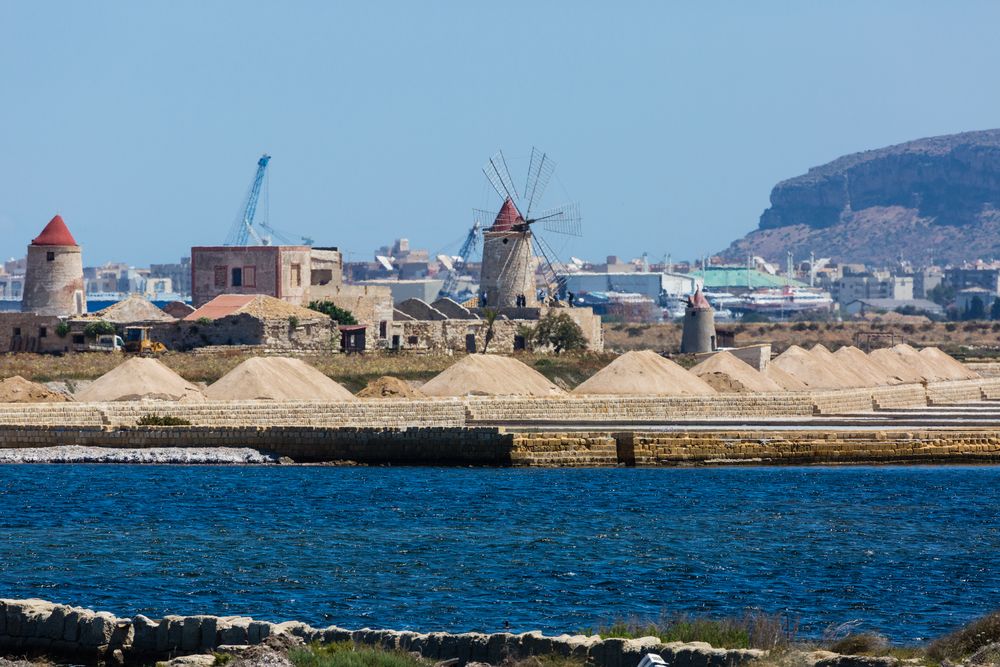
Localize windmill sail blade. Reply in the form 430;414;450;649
473;208;499;229
524;147;556;218
530;202;582;237
483;150;519;203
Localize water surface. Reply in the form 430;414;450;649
1;465;999;642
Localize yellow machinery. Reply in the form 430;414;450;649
123;326;167;356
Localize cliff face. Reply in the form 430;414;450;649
722;130;1000;264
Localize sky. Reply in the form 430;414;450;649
2;2;1000;267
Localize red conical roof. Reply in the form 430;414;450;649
687;288;712;310
32;215;78;246
491;198;524;232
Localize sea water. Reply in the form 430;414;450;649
1;464;999;642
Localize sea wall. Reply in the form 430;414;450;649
0;598;766;667
622;430;1000;466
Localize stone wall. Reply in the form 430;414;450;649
314;283;394;350
0;598;765;667
0;313;69;353
150;313;335;352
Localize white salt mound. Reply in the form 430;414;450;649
76;357;204;402
868;346;927;384
771;345;842;390
420;354;564;397
763;363;809;391
828;345;895;386
809;344;873;388
690;351;784;393
919;347;979;381
573;350;716;396
205;357;356;401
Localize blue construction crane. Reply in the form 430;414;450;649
225;154;271;246
436;221;481;301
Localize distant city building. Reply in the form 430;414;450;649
359;278;444;305
843;298;944;318
945;267;1000;293
558;271;701;302
149;257;192;297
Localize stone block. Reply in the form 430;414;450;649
79;611;116;648
132;614;159;653
199;615;218;650
218;617;251;646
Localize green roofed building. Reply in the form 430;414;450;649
691;266;807;292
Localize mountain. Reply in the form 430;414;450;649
720;129;1000;265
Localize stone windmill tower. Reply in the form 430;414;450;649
680;288;716;353
476;148;581;309
21;214;87;316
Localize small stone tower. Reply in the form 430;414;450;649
479;198;539;309
680;288;716;353
22;214;87;316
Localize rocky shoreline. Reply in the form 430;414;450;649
0;446;278;465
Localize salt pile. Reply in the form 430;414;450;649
573;350;716;396
205;357;356;401
832;346;896;386
809;344;875;388
764;363;809;391
357;376;425;399
75;358;204;402
0;376;72;403
690;351;784;393
420;354;563;397
771;345;851;390
919;347;979;380
868;345;927;384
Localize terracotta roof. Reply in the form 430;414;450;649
185;294;325;322
687;288;712;310
32;215;78;246
491;198;524;232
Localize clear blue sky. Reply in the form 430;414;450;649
2;2;999;267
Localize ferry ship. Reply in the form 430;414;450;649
734;286;833;314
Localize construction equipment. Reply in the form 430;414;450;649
436;221;481;301
124;327;167;356
224;154;315;247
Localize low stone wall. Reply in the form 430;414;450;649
622;429;1000;466
0;598;765;667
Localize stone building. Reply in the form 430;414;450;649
681;288;716;353
190;245;316;307
22;215;86;316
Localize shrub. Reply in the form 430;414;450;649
829;633;888;655
55;321;71;338
532;312;587;354
928;611;1000;661
137;415;192;426
83;320;116;339
196;317;213;326
945;322;958;332
589;611;795;651
308;301;357;325
289;316;300;329
289;641;427;667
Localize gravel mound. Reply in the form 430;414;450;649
420;354;564;397
0;446;277;464
573;350;716;396
357;376;425;398
832;346;898;385
75;358;204;402
763;363;809;391
0;376;72;403
205;357;356;401
919;347;980;380
690;351;784;393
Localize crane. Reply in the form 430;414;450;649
436;221;481;301
223;154;315;247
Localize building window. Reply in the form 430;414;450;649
12;327;21;337
39;327;47;338
290;263;302;287
379;321;387;339
243;266;256;288
231;267;243;287
214;266;227;288
407;335;418;345
46;252;55;261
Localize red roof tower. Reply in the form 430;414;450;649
32;215;78;246
491;198;524;232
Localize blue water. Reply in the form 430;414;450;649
1;465;999;643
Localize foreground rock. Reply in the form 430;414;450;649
0;446;277;464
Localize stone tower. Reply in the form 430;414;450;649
22;214;87;316
680;288;716;353
479;198;539;309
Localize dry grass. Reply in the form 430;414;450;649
603;320;1000;359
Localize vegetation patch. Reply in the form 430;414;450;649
137;414;192;426
588;611;796;651
289;642;428;667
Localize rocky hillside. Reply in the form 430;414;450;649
721;129;1000;265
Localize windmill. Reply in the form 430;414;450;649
476;147;582;309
